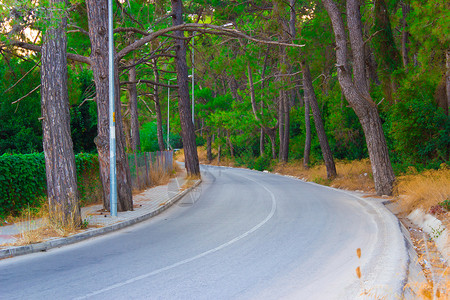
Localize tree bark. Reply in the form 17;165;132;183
127;59;141;152
171;0;200;176
322;0;395;195
302;61;337;178
86;0;133;211
152;60;165;151
41;0;81;228
303;96;311;170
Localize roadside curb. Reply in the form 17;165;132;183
0;179;201;260
408;208;449;262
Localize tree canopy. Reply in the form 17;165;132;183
0;0;448;197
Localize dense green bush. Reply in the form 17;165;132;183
0;153;101;220
386;79;450;170
0;153;46;219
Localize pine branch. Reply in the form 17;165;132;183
11;84;41;104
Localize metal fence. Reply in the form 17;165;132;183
128;151;174;191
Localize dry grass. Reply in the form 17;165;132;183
149;165;171;186
172;161;181;173
180;177;200;191
196;147;209;163
396;166;450;214
407;235;450;299
6;202;82;247
174;149;185;162
273;159;375;192
186;174;202;181
176;146;236;167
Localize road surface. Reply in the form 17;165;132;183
0;165;407;299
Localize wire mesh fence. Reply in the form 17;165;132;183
128;151;174;191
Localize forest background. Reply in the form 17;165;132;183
0;0;449;220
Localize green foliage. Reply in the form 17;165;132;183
253;155;272;171
140;120;182;152
0;57;43;155
0;153;46;219
235;150;272;171
0;153;101;219
440;199;450;211
0;57;96;155
387;87;450;168
70;69;97;153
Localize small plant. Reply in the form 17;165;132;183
439;199;450;211
429;225;444;240
81;218;89;229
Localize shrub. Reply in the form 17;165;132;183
387;78;450;168
0;153;46;219
0;153;102;220
253;155;272;171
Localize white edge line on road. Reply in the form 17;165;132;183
74;173;277;300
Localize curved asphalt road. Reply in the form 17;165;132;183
0;165;407;299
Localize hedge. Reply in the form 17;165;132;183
0;153;102;220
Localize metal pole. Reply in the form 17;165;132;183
108;0;117;217
192;33;195;125
167;80;170;150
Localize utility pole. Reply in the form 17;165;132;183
108;0;117;217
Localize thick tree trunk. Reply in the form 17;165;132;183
41;0;81;228
302;61;337;178
303;97;311;170
365;45;380;85
153;61;165;151
86;0;133;211
322;0;395;195
128;59;141;152
171;0;200;176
